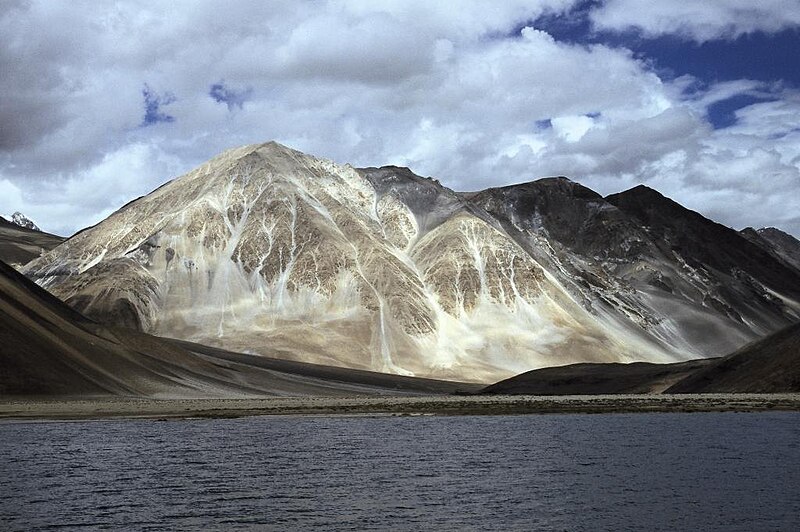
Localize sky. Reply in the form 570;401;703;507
1;1;800;237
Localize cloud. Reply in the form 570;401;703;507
3;142;186;236
0;178;25;218
1;1;799;239
590;0;800;42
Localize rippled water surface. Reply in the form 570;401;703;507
1;412;799;531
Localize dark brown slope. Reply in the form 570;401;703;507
0;258;174;395
0;259;476;397
666;322;800;393
0;216;64;266
480;359;714;395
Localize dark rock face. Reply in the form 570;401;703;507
607;186;800;298
358;166;467;236
469;177;650;259
465;178;800;360
744;227;800;272
605;186;800;334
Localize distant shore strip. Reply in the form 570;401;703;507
2;394;800;421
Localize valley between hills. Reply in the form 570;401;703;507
2;141;800;415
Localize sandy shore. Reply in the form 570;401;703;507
2;393;800;421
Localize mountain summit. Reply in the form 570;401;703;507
5;212;41;231
24;142;800;382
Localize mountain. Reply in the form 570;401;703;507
0;215;64;268
0;257;474;396
23;142;800;382
1;256;213;396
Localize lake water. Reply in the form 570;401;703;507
1;412;798;531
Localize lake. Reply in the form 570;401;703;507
1;412;798;530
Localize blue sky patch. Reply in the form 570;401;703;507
530;4;800;87
527;4;800;132
209;81;253;110
607;30;800;87
141;84;176;126
706;94;777;129
532;0;800;87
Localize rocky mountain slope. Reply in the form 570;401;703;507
23;142;800;382
470;179;800;358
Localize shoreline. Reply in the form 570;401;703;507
2;393;800;421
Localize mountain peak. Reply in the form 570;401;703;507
535;175;573;184
250;140;297;155
209;140;304;167
752;227;800;271
758;227;794;239
616;183;660;197
4;212;41;232
480;175;601;202
608;184;800;298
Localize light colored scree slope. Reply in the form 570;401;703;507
26;142;676;382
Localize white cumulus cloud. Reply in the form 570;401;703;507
590;0;800;42
1;0;799;238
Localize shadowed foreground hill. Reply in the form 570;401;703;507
0;216;64;267
0;258;180;396
482;322;800;395
666;322;800;393
0;259;476;397
480;359;714;395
